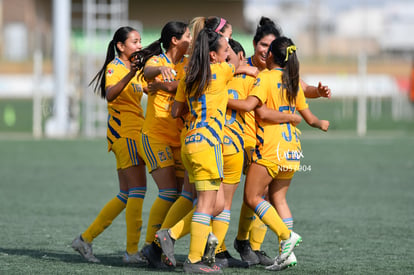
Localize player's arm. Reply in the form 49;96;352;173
302;80;331;99
147;79;178;95
227;95;260;112
144;66;176;82
171;100;189;118
298;108;329;131
106;61;138;102
235;65;259;78
255;104;302;126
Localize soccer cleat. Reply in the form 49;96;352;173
141;242;169;269
183;259;223;274
276;231;302;264
122;251;148;265
254;250;274;266
71;235;100;263
202;233;219;264
233;238;260;266
156;229;176;266
215;250;249;268
266;252;297;271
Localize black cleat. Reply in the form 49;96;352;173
254;250;274;266
183;259;222;274
233;238;260;266
141;242;170;269
156;229;176;267
215;250;249;268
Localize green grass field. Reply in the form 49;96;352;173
0;133;413;274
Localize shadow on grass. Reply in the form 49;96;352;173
0;247;189;272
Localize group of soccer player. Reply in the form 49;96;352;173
71;15;331;274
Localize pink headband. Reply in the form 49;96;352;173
215;18;227;33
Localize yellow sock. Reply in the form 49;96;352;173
125;187;146;254
145;189;177;244
249;216;268;251
188;212;212;263
236;202;255;240
212;210;230;254
279;217;293;253
169;207;195;240
82;191;127;243
161;193;194;229
254;200;290;240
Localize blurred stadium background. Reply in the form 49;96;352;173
1;1;414;274
0;0;413;137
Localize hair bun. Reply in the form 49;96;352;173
259;16;275;27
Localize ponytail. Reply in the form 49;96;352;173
133;21;188;75
89;26;135;99
269;37;299;106
185;29;221;100
134;40;163;73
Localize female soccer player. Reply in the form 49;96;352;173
153;22;259;271
71;26;147;264
229;36;329;270
234;16;332;266
133;21;191;265
170;28;234;274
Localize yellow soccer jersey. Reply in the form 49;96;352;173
223;74;255;156
105;57;146;151
141;54;188;147
249;68;308;171
176;62;235;154
243;56;259;146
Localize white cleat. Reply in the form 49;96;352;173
266;252;297;271
71;235;100;263
276;231;302;264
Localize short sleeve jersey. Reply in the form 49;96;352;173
223;74;255;155
141;53;188;147
105;57;146;151
249;68;309;170
176;62;235;154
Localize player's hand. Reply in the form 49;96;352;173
159;66;177;82
245;66;259;78
130;60;139;73
320;120;330;131
291;114;302;126
317;82;331;99
147;78;163;95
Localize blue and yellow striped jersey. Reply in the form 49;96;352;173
176;62;235;154
223;73;255;155
105;57;146;151
249;68;308;170
141;53;188;147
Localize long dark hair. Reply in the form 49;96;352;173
269;37;299;106
205;16;230;34
185;28;222;100
90;26;136;99
190;16;230;41
228;38;245;57
133;21;188;73
253;17;282;44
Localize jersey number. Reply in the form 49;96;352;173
279;105;296;142
225;89;238;125
189;94;207;130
